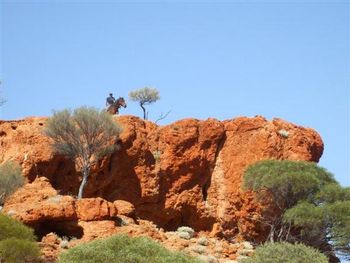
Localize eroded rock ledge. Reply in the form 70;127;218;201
0;115;323;240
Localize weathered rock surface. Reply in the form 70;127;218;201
38;218;251;263
3;177;254;262
2;177;121;240
0;115;323;239
113;199;136;217
117;222;249;262
39;232;61;263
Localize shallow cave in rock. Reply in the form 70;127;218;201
32;220;84;240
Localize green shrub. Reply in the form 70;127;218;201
0;214;36;241
59;234;202;263
241;242;328;263
0;161;24;205
0;214;40;262
0;237;40;263
243;160;335;209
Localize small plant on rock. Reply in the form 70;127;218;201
152;150;162;163
0;214;40;263
197;237;209;246
240;242;328;263
176;226;195;240
0;161;24;206
58;234;201;263
278;129;289;138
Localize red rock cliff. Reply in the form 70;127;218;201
0;115;323;239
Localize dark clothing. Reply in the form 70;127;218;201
106;95;116;107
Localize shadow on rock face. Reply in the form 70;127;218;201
32;220;84;240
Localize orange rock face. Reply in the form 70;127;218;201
0;115;323;239
113;200;136;217
2;177;120;240
76;198;118;221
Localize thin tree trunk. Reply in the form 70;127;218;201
278;224;284;241
155;110;171;124
140;103;146;120
285;222;291;241
269;225;275;243
0;192;5;205
78;164;90;199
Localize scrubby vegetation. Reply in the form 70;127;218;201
0;214;40;262
129;87;160;120
0;161;24;206
243;160;350;260
58;234;202;263
0;214;36;241
176;226;195;240
44;106;122;199
241;242;328;263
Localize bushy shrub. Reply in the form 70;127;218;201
278;129;289;138
0;214;40;262
59;234;202;263
0;214;36;241
0;238;40;263
240;242;328;263
197;237;209;246
0;161;24;205
191;244;206;254
177;231;191;240
177;226;195;238
243;160;335;210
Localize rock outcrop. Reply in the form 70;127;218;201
2;177;120;240
3;178;250;262
0;115;323;239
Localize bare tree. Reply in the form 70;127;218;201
155;110;171;124
129;87;160;120
44;106;122;199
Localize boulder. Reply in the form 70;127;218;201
2;177;119;239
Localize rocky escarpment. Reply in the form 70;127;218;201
0;115;323;240
2;177;253;262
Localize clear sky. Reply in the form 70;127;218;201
0;0;349;186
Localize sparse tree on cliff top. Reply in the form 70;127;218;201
129;87;160;120
44;106;122;199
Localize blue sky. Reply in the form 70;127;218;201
0;0;348;186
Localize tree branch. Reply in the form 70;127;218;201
155;110;171;124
